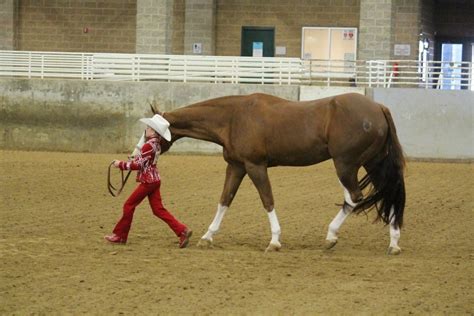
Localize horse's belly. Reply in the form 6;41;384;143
268;147;331;167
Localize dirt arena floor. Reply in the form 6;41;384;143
1;150;473;315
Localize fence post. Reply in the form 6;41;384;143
41;55;44;79
234;58;238;83
214;59;218;84
326;59;330;87
183;56;187;83
425;61;429;89
368;61;372;88
469;62;473;90
28;52;32;79
279;60;282;85
132;56;137;81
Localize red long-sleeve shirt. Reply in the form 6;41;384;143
118;137;161;184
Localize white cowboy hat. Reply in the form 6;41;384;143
139;114;172;141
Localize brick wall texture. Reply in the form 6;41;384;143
184;0;216;55
5;0;473;59
136;0;173;53
172;0;185;54
358;0;395;60
16;0;136;53
0;0;16;50
392;0;420;60
215;0;360;57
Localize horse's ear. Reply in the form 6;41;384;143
148;100;163;115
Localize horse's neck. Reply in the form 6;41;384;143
165;102;229;145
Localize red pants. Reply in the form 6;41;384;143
113;181;186;242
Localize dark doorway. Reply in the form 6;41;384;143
241;27;275;57
434;36;474;90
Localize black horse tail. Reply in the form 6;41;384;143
353;105;406;228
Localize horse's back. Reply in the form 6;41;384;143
230;93;334;166
225;93;387;167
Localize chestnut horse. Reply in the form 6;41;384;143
152;93;405;254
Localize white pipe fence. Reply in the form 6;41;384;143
0;50;472;90
302;59;473;90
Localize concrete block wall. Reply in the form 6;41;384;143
392;0;421;60
358;0;395;60
136;0;173;54
215;0;360;57
184;0;216;55
172;0;186;55
7;0;473;59
16;0;136;53
0;0;16;50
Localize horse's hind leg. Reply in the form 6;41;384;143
325;200;352;249
245;162;281;252
198;162;246;248
364;161;402;255
388;206;402;255
325;162;362;249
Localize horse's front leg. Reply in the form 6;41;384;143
245;162;281;252
197;162;246;248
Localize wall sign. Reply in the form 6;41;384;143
394;44;411;56
193;43;202;54
343;29;354;40
275;46;286;56
252;42;263;57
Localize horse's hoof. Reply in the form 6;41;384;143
325;239;338;250
197;238;213;248
387;246;402;255
265;242;281;253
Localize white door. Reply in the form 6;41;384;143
441;43;463;90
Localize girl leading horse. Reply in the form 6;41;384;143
152;92;405;254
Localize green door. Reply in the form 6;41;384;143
241;27;275;57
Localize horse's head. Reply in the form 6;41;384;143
159;135;172;154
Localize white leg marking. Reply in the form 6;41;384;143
201;203;228;241
338;180;357;207
267;209;281;247
326;207;351;241
326;183;355;242
389;206;401;249
343;187;357;207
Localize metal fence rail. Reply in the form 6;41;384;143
0;51;302;85
302;59;473;90
0;50;472;90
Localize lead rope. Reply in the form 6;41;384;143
107;162;132;197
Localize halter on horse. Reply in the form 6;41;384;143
152;93;406;254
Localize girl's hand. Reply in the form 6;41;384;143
112;160;120;168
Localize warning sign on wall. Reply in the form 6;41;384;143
343;29;354;40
